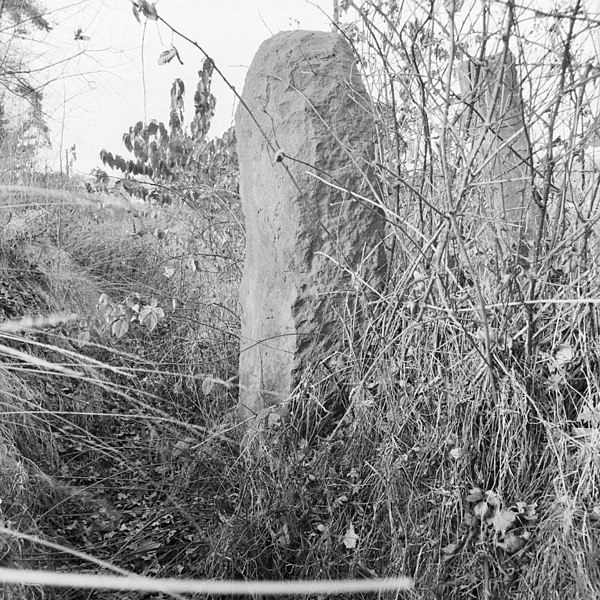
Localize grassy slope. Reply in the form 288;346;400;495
0;180;599;600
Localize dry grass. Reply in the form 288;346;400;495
1;2;600;598
1;173;599;599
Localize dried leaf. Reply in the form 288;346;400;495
347;467;359;480
449;447;463;459
515;501;537;521
485;491;501;507
490;508;517;533
136;539;161;552
466;488;484;502
158;47;178;65
96;293;110;309
474;501;489;519
77;330;91;348
139;0;158;20
276;521;291;547
267;412;282;427
442;542;459;556
577;409;597;424
555;344;575;367
498;531;527;554
202;378;215;396
173;439;191;458
342;523;359;549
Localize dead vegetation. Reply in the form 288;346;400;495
0;1;599;599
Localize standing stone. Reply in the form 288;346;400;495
458;51;543;259
236;31;385;435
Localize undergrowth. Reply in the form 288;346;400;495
1;151;599;600
0;1;599;599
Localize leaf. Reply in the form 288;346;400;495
342;523;359;550
115;155;127;173
466;488;484;502
139;306;163;332
139;0;158;20
485;491;501;507
498;531;527;554
122;133;133;153
515;501;537;521
555;344;575;367
112;318;129;339
347;467;359;480
276;521;291;547
96;293;110;309
77;330;91;348
132;3;140;23
490;508;517;533
474;501;489;520
442;542;459;556
163;266;175;279
101;304;115;319
136;539;161;552
173;438;192;458
202;378;215;396
267;412;282;427
547;372;563;392
256;407;271;423
125;294;140;311
158;48;178;65
449;447;463;459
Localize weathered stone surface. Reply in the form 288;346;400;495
235;30;385;433
458;51;543;258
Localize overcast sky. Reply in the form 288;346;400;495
20;0;600;176
36;0;331;175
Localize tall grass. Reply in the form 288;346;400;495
206;2;600;598
1;1;600;599
0;183;241;597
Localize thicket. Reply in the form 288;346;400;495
0;1;599;599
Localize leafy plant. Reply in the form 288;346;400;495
79;292;165;344
100;58;238;207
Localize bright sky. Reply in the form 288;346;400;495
19;0;600;177
35;0;331;176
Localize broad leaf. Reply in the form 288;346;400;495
77;330;91;348
112;318;129;339
202;378;215;396
132;3;140;23
158;48;178;65
139;306;162;332
466;488;484;502
139;1;158;20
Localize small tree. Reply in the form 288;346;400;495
100;58;238;207
0;0;51;183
